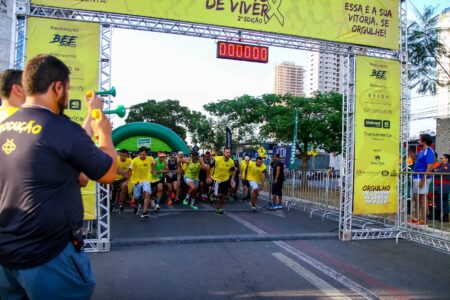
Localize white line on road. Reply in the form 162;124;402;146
272;252;352;300
227;213;379;300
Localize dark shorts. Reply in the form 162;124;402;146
242;180;250;188
214;179;231;195
166;175;177;184
271;181;284;196
151;179;164;190
198;170;208;183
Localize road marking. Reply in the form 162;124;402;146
273;252;352;300
227;213;379;300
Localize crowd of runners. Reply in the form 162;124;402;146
112;146;285;219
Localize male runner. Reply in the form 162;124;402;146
179;152;209;209
152;152;168;210
247;157;267;211
113;149;132;213
129;146;154;218
165;152;179;205
208;147;235;214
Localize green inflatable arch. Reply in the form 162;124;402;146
112;122;189;154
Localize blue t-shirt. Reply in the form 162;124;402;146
413;147;435;179
0;107;112;268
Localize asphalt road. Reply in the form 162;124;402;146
88;199;450;299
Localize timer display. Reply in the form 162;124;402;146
217;41;269;64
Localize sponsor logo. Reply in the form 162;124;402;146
381;170;389;176
370;69;387;80
69;99;81;110
50;34;78;47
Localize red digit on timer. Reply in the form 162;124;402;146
229;44;235;57
261;48;268;61
252;47;259;60
219;42;227;56
244;46;251;59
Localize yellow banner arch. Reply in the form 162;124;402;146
32;0;399;50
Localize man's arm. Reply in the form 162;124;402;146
274;165;281;184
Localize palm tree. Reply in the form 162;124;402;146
408;5;450;95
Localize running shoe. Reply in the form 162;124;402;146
133;204;141;215
268;203;276;210
190;204;199;210
252;206;257;212
154;204;160;212
276;204;283;209
183;199;189;205
216;208;224;214
167;199;173;206
170;192;176;199
119;206;124;214
141;211;149;219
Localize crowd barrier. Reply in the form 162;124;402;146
262;167;450;253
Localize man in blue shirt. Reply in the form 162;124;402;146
412;134;435;224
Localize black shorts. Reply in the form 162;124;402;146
242;180;250;188
165;175;177;184
271;181;284;196
199;170;208;183
214;179;231;195
151;179;165;190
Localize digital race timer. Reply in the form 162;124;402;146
216;41;269;64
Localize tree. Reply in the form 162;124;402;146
204;92;342;170
126;99;191;140
408;5;449;95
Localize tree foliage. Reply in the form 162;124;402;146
204;92;342;167
408;5;449;95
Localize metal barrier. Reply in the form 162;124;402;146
262;167;450;253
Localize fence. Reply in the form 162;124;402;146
262;167;450;253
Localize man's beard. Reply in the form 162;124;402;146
57;87;68;116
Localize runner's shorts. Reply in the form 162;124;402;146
214;179;231;195
184;177;199;188
133;181;151;199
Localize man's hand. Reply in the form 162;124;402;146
419;178;425;188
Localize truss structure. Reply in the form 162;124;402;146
339;53;356;241
14;0;446;253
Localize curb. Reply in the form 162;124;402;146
111;233;337;247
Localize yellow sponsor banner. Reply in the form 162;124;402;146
26;17;100;220
354;56;400;215
31;0;399;50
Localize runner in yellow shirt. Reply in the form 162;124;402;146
240;154;252;201
247;157;267;212
113;149;132;213
208;147;235;214
129;146;154;218
0;69;25;122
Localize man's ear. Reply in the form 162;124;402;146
11;84;25;99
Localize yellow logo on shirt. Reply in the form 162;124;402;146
2;139;16;155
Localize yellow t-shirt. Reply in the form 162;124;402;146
211;156;234;182
240;160;251;180
184;161;201;180
115;157;132;181
0;106;19;123
130;156;153;184
247;161;267;185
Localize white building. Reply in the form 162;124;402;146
274;62;305;97
305;52;344;97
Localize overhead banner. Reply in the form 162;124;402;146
353;56;400;215
32;0;399;50
26;17;100;220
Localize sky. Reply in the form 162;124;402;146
110;0;450;136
